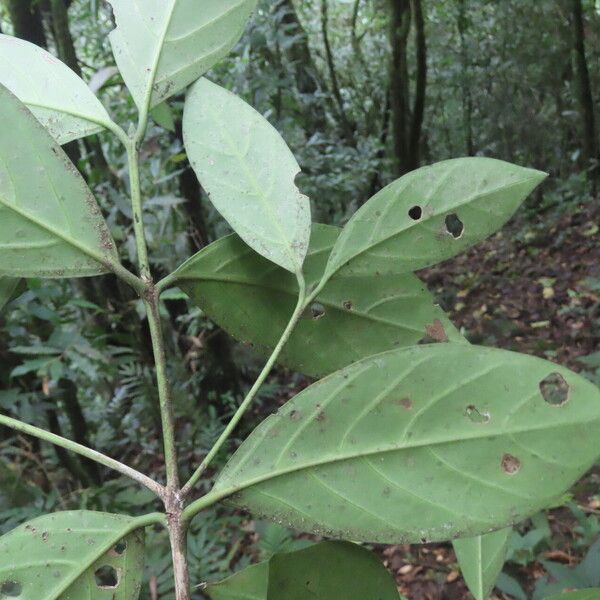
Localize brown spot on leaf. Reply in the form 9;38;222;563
397;397;413;410
501;453;521;474
424;319;449;342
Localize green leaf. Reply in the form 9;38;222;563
496;573;527;600
0;84;120;278
173;224;463;377
453;528;511;600
108;0;258;109
183;78;311;273
213;344;600;543
323;158;547;281
0;277;20;311
267;541;399;600
0;35;114;145
547;591;600;600
205;541;399;600
150;102;175;132
0;511;147;599
205;562;268;600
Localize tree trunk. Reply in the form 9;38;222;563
274;0;328;133
321;0;355;142
2;0;47;47
387;0;412;176
407;0;427;170
569;0;598;173
457;0;474;156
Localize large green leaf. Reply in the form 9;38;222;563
267;541;399;599
183;78;311;273
0;277;20;311
0;35;114;145
205;541;399;600
108;0;258;109
547;591;600;600
212;344;600;543
0;84;119;278
453;528;511;600
0;511;148;599
173;224;463;377
323;158;547;281
205;562;268;600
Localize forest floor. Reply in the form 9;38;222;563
379;199;600;599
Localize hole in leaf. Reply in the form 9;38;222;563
465;405;490;423
310;303;325;320
408;205;423;220
0;581;22;597
445;213;464;238
95;566;120;589
540;372;570;406
113;540;127;555
343;300;353;310
501;454;521;475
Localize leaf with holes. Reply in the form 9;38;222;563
205;541;399;600
453;528;511;600
0;511;147;600
323;158;547;282
108;0;258;109
183;78;311;273
0;85;119;278
212;344;600;543
0;35;114;145
0;277;20;311
172;224;463;377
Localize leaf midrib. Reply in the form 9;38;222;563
204;99;301;271
213;416;595;502
325;175;542;281
0;194;110;272
180;271;430;334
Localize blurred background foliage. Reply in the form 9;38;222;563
0;1;599;598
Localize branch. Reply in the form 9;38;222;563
181;274;308;497
0;412;165;497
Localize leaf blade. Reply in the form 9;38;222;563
0;84;119;278
205;562;268;600
324;158;547;280
206;541;399;600
213;344;600;543
174;224;463;377
108;0;258;108
183;79;311;273
0;277;20;311
453;528;511;600
0;35;113;144
0;511;146;600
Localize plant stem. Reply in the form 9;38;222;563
125;128;189;597
181;273;307;497
126;140;151;280
167;503;191;600
145;291;181;490
0;413;164;497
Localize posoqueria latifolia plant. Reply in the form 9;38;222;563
0;4;598;600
